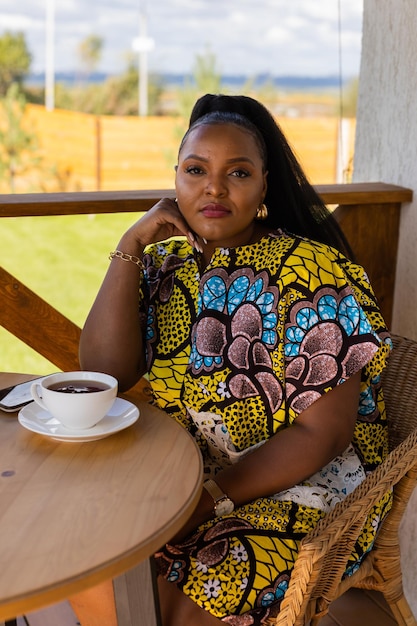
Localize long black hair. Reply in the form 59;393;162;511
188;94;353;259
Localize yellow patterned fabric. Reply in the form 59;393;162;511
142;230;392;624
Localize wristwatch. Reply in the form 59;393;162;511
203;479;235;517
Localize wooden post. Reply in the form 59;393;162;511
113;559;162;626
95;116;102;191
333;201;401;329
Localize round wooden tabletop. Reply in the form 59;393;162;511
0;374;203;620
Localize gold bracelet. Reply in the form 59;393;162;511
109;250;145;270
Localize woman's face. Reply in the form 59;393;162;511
175;122;268;250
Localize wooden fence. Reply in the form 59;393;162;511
24;106;180;192
1;105;355;194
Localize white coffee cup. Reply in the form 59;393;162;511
31;371;118;430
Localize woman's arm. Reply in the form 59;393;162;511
172;371;361;541
79;237;147;391
79;198;199;390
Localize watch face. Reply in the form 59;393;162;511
215;497;234;517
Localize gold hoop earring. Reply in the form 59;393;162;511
256;203;268;220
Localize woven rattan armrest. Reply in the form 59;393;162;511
273;425;417;625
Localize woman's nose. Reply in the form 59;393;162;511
205;174;226;196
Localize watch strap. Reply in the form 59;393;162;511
203;478;228;503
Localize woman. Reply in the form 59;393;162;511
77;94;392;625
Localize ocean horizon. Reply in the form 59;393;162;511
27;71;350;91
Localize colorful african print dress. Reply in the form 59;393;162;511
141;230;392;624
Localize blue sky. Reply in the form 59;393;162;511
0;0;364;78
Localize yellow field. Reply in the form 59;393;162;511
2;104;355;194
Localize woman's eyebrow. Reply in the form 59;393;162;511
182;153;256;165
182;153;208;162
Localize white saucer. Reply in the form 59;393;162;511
18;397;139;442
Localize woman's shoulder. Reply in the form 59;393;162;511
263;229;349;268
263;230;375;294
272;229;344;256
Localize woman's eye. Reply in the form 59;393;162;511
231;169;250;178
185;166;204;175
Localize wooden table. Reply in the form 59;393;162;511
0;373;203;625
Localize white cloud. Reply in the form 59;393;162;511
0;0;364;77
0;14;34;29
264;25;296;46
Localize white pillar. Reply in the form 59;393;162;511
353;0;417;339
45;0;55;111
139;12;148;117
336;118;351;183
132;10;154;117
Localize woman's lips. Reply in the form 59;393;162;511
201;203;231;217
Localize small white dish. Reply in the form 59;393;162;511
18;397;139;442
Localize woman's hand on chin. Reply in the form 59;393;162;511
122;198;199;252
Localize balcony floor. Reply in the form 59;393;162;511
1;589;398;626
320;589;397;625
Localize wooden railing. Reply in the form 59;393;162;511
0;182;412;374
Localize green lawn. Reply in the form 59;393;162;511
1;212;142;375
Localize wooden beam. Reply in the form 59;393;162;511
0;183;412;218
0;190;172;217
0;266;81;371
316;182;412;205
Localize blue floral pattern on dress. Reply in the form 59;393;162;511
186;268;283;414
359;375;380;416
145;304;155;342
283;287;383;418
285;294;373;357
190;271;278;372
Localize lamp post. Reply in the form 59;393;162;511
132;3;154;117
45;0;55;111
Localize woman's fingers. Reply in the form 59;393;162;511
131;198;193;248
119;198;205;254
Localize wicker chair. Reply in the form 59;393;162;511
270;333;417;626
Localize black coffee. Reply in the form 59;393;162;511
47;381;110;394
